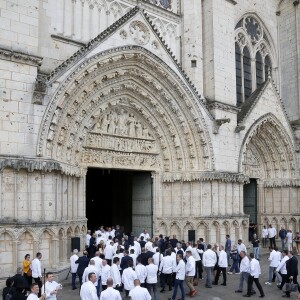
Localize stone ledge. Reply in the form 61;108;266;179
0;47;43;67
51;34;86;47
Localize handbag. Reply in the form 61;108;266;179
285;282;299;292
26;269;32;277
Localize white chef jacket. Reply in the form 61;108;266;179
249;258;261;278
135;263;147;283
191;247;201;261
129;286;151;300
101;264;111;285
99;287;122;300
134;241;141;256
159;255;176;274
139;233;150;241
146;264;158;284
104;244;114;260
276;256;289;274
218;250;228;268
237;243;247;254
269;249;280;267
262;228;268;238
110;264;121;287
70;254;79;273
86;234;91;246
82;265;99;286
122;267;137;290
152;252;162;266
92;256;102;275
174;259;185;280
42;281;61;300
202;249;217;267
129;254;137;268
31;258;42;278
80;281;98;300
27;294;38;300
185;255;195;276
268;227;276;238
240;256;250;273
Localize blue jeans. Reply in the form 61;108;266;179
253;247;259;259
268;266;276;282
230;260;240;273
147;283;158;300
281;238;285;250
172;279;185;300
238;272;255;292
71;273;76;289
204;266;214;287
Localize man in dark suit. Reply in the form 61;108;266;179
120;250;133;271
283;251;300;298
75;251;90;287
12;267;29;292
88;233;97;258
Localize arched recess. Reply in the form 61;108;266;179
0;231;14;274
183;222;194;242
38;47;213;173
196;222;208;243
239;114;296;180
18;231;34;268
39;230;54;268
170;222;181;239
159;222;167;237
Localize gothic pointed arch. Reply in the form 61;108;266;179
38;46;213;174
239;113;297;181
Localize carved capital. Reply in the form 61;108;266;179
213;118;231;134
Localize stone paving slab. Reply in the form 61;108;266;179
57;252;300;300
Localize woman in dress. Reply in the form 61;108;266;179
22;254;32;287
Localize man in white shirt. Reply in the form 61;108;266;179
185;250;197;297
82;259;99;289
133;237;142;256
261;226;268;248
135;257;147;287
170;254;185;300
129;279;151;300
139;229;150;242
202;244;217;288
129;249;137;269
244;253;265;297
27;283;45;300
31;252;43;297
92;251;102;296
122;260;137;297
235;251;255;294
70;249;79;290
159;250;176;292
110;257;122;289
80;272;98;300
276;249;289;290
86;230;91;249
99;278;121;300
152;248;162;267
146;257;158;300
268;225;277;248
41;272;62;300
104;241;115;266
237;239;247;254
213;245;228;286
101;259;111;291
265;246;280;285
191;243;202;281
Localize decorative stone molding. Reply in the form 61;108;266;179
162;171;249;183
206;100;240;114
33;73;48;105
0;47;43;67
51;34;86;47
264;179;300;187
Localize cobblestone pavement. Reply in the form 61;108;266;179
58;250;300;300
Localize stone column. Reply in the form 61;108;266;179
74;0;82;40
52;238;59;268
27;173;32;221
82;0;90;41
62;237;68;264
33;240;39;255
56;0;64;35
64;0;73;37
14;171;18;220
13;241;20;272
0;171;2;219
257;181;264;229
41;173;45;221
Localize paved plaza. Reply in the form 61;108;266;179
58;250;300;300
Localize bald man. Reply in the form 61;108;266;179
129;279;151;300
99;278;121;300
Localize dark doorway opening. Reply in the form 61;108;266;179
86;168;152;235
243;179;257;223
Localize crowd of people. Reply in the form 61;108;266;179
2;224;300;300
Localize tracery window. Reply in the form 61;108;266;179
235;15;274;106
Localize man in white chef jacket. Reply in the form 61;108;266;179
41;272;62;300
70;249;79;290
80;272;98;300
129;279;151;300
99;278;122;300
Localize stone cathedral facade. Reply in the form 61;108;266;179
0;0;300;278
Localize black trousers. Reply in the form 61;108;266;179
33;277;42;297
279;274;288;290
161;273;172;290
194;260;203;279
269;237;276;248
247;276;264;296
214;267;227;284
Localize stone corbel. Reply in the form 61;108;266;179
235;124;246;133
294;0;299;6
32;73;48;105
213;118;231;134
